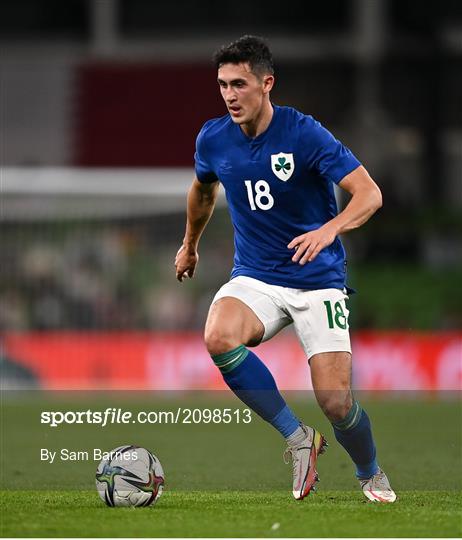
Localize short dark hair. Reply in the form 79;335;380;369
213;35;274;77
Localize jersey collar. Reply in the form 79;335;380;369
235;104;280;145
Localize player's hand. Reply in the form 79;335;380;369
175;244;199;282
287;224;337;265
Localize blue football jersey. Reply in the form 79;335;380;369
194;105;361;290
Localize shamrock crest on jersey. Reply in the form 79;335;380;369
271;152;295;181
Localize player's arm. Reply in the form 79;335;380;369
331;165;383;233
175;176;220;281
288;165;382;264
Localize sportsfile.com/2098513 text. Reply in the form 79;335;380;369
40;408;253;427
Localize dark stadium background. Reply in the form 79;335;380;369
1;0;461;392
1;2;461;537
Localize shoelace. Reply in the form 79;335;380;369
361;471;391;491
370;472;391;490
283;447;293;466
283;444;312;472
283;447;299;477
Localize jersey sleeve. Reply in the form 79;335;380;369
194;125;219;184
304;117;361;184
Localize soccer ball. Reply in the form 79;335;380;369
95;445;164;507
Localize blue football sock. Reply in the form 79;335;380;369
332;400;379;479
212;345;300;438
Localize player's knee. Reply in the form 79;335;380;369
204;327;241;356
319;394;352;423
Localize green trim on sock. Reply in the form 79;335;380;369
212;345;246;366
333;400;363;431
212;345;249;374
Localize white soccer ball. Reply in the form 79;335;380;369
95;445;164;507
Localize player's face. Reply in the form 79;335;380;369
217;63;273;126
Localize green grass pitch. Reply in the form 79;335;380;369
2;490;461;537
1;392;461;537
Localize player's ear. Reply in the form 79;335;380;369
262;74;274;94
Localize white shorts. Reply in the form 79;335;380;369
212;276;351;360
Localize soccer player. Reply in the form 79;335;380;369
175;35;396;503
